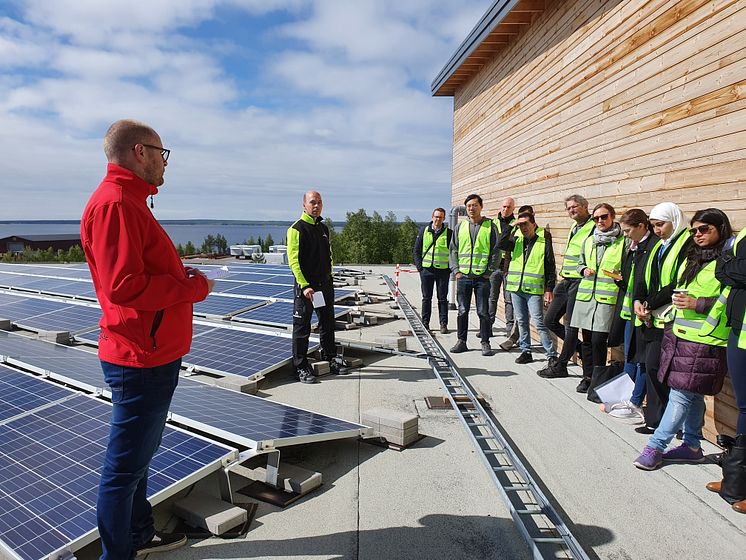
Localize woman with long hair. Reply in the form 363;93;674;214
570;203;625;394
634;208;732;470
633;202;692;434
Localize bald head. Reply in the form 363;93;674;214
303;190;323;219
500;197;515;219
104;119;159;164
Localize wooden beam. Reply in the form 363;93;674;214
512;0;546;12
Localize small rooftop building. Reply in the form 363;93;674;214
0;234;82;254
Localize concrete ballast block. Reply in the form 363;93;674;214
312;361;331;376
214;375;258;394
362;407;419;446
374;336;406;351
173;493;247;535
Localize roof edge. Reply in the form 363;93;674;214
431;0;522;96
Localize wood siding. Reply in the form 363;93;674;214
449;0;746;439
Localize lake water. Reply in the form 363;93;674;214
0;222;302;247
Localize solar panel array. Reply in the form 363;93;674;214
233;301;350;327
0;366;236;560
0;332;366;450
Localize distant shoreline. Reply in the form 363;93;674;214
0;219;295;225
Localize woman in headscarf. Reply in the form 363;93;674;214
634;208;732;470
633;202;692;434
570;203;625;395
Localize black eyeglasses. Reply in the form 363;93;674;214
592;213;610;222
690;224;713;235
135;143;170;162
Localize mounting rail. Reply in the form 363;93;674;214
384;275;590;560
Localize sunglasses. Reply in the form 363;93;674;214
689;224;714;235
592;213;610;222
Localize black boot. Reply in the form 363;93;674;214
586;365;606;403
714;434;736;467
720;434;746;505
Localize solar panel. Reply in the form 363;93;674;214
185;326;308;378
0;373;236;560
218;282;292;298
232;301;350;327
0;297;68;321
0;365;74;422
13;305;101;334
193;294;259;317
169;379;366;449
73;322;216;348
0;334;366;453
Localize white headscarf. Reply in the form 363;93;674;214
649;202;687;245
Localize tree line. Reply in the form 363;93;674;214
2;210;423;265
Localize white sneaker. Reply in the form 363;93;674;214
607;400;644;424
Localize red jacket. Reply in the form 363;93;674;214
81;163;209;368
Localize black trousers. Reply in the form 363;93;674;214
581;329;609;379
292;282;336;369
547;278;592;370
643;329;668;429
420;267;450;327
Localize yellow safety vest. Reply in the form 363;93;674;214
457;219;494;276
576;235;625;304
506;228;546;295
620;260;635;321
642;228;692;328
701;229;746;348
671;259;727;346
421;226;450;269
560;220;595;279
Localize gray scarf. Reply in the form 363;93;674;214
593;222;622;246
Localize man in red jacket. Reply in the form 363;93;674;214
81;119;214;560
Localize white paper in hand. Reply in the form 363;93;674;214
204;266;229;280
312;290;326;308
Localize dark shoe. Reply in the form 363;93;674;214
499;338;516;351
450;340;468;353
720;433;746;505
423;323;430;332
327;358;341;376
136;532;187;557
440;323;449;334
540;361;568;378
297;366;318;384
662;443;705;463
706;480;722;493
515;352;533;364
481;341;492;356
576;377;590;393
635;425;656;435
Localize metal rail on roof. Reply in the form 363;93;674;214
384;274;590;560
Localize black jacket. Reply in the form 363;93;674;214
716;237;746;332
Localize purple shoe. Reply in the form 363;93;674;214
662;443;705;463
633;446;663;470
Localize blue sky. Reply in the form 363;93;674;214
0;0;490;221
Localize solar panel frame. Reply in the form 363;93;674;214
192;294;260;318
12;305;102;334
0;372;237;560
232;301;351;328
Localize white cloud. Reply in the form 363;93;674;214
0;0;490;221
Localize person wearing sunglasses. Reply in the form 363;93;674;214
81;119;214;559
569;203;625;394
632;202;692;434
634;208;732;470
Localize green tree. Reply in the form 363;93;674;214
215;234;228;255
184;241;196;255
326;219;345;264
245;236;256;245
340;209;371;263
65;245;85;262
200;234;216;254
175;243;185;257
393;217;421;264
262;233;274;253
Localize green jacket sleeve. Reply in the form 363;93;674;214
286;225;309;288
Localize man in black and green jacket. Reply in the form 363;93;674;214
287;190;336;384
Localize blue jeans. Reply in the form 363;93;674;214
648;388;705;451
511;291;556;357
456;276;491;343
623;321;647;407
98;359;181;560
488;268;514;332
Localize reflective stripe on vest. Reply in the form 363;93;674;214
700;228;746;348
576;235;625;304
672;259;726;346
642;228;692;328
560;220;595;279
422;226;450;269
506;228;546;295
620;260;635;321
457;219;493;276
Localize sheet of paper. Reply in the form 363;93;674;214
204;266;229;280
312;290;326;308
595;372;634;406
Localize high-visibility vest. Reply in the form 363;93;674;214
701;229;746;348
421;226;450;269
620;260;635;321
457;219;494;276
642;228;692;328
560;219;595;279
576;235;625;304
671;259;727;346
506;228;546;295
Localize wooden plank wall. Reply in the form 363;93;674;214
450;0;746;439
